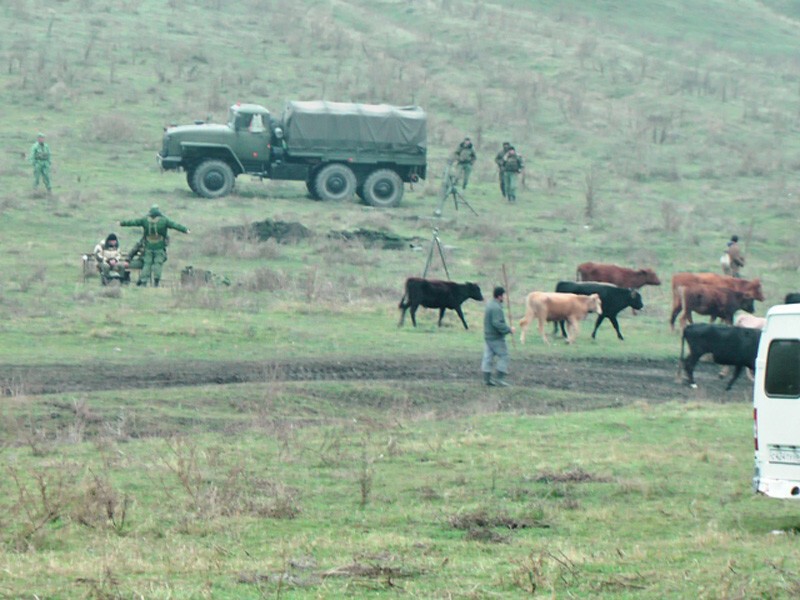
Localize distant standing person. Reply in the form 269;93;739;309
28;133;52;192
453;137;477;189
119;205;190;287
500;147;524;203
721;234;745;277
494;141;511;198
481;286;515;387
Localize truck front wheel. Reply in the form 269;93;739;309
186;168;198;193
315;164;356;202
193;160;235;199
363;169;403;207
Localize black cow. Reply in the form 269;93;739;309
680;324;761;390
398;277;483;329
554;281;644;340
784;293;800;304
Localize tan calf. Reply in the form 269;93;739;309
519;291;603;345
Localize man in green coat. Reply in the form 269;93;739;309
119;205;190;287
28;133;52;192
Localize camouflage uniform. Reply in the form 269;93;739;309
93;233;126;284
28;134;51;192
495;142;511;197
500;148;524;203
453;137;477;189
120;205;189;287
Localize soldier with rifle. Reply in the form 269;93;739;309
28;133;52;192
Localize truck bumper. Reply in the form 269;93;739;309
157;154;182;171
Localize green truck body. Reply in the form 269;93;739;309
157;101;427;207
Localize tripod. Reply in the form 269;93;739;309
434;163;478;217
422;228;451;280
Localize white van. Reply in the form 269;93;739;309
753;304;800;499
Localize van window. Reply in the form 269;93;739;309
765;339;800;397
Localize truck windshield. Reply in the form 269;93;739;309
765;339;800;397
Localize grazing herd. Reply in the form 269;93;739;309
399;262;799;391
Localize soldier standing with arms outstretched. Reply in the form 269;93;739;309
120;205;189;287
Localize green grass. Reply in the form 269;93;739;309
1;387;798;598
3;0;800;597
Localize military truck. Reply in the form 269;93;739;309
157;100;427;207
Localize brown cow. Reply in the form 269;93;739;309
519;291;602;345
675;284;755;330
670;273;764;329
576;262;661;289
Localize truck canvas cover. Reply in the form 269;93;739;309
282;101;426;158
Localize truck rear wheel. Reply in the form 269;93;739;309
193;160;235;199
186;169;198;193
363;169;403;207
306;178;321;200
315;164;356;202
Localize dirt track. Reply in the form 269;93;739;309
0;356;750;406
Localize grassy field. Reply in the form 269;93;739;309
2;0;800;597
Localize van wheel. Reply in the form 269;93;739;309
363;169;403;207
314;164;356;201
193;160;235;199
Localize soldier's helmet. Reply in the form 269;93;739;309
37;132;45;140
148;204;162;217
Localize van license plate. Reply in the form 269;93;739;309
768;446;800;465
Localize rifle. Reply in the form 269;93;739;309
502;263;516;347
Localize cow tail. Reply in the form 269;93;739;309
398;292;408;310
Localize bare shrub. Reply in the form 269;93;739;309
243;267;291;292
5;462;82;549
72;470;131;533
156;437;301;518
86;113;137;143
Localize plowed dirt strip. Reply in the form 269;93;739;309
0;357;745;405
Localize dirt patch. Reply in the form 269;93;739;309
0;355;744;408
222;219;313;243
327;228;422;250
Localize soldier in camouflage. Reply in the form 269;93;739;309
28;133;52;192
500;147;524;203
452;137;477;189
494;141;511;198
119;205;190;287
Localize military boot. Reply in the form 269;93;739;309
153;278;160;288
136;280;146;287
483;372;496;386
494;372;511;387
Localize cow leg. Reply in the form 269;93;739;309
608;315;624;340
683;352;702;388
438;307;446;327
538;318;550;345
669;302;682;330
559;320;568;338
454;306;469;329
410;304;418;327
566;318;579;344
725;366;745;390
591;314;606;339
398;307;407;327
